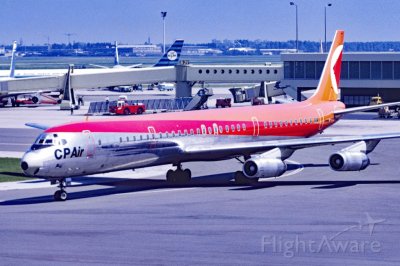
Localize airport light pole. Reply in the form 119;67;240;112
290;2;298;53
161;11;167;54
324;3;332;53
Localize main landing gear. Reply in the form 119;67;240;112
166;164;191;184
53;178;69;201
234;171;259;185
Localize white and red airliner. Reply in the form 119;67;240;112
21;30;400;201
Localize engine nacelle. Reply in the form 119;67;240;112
243;157;287;179
329;152;370;171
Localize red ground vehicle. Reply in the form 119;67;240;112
215;98;232;108
109;100;145;115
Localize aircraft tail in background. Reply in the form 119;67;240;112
154;39;184;67
114;41;120;66
307;30;344;104
9;41;17;78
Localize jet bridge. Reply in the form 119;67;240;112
0;62;284;100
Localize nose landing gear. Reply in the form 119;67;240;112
53;178;70;201
166;164;191;184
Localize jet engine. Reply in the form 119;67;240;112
243;157;287;179
329;152;370;171
31;96;39;104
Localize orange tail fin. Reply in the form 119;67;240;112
307;30;344;103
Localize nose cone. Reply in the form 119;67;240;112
21;151;42;177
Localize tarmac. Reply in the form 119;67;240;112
1;92;400;265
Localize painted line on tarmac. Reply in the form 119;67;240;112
122;187;197;196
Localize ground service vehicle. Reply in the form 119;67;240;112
109;100;145;115
216;98;231;108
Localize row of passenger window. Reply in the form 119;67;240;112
97;118;319;146
198;69;278;75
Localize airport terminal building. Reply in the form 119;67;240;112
281;53;400;106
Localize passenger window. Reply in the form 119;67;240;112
197;128;200;135
237;124;241;131
126;137;129;142
242;123;246;130
219;126;223;133
213;69;217;74
259;69;262;74
236;69;240;74
264;121;268;128
269;122;273;128
178;130;182;136
199;70;202;74
206;69;210;74
279;121;283;127
231;125;235;132
229;69;232;74
225;125;229;132
190;129;194;135
184;130;188;135
244;69;247;74
208;127;212;134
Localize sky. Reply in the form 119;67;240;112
1;0;400;45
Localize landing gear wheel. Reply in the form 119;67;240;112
234;171;259;185
166;166;192;184
54;190;68;201
166;169;175;182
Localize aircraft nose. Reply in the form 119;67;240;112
21;152;42;177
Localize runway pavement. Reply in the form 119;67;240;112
1;102;400;264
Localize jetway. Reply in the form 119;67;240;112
0;62;284;99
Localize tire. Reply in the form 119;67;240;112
54;190;61;201
166;170;174;182
123;108;131;115
59;190;68;201
183;169;192;181
137;108;143;115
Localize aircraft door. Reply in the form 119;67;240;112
251;117;260;136
317;109;324;130
82;130;96;158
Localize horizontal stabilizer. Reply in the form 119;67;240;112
334;101;400;115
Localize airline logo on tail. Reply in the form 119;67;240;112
330;44;343;95
154;39;184;67
307;30;344;103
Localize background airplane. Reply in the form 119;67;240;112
87;39;184;69
21;30;400;201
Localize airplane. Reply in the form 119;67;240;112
89;39;184;69
20;30;400;201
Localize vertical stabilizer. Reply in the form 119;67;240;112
154;39;184;67
307;30;344;103
9;41;17;78
114;41;120;66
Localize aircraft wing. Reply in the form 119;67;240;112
334;101;400;115
25;123;50;130
183;133;400;155
88;64;110;69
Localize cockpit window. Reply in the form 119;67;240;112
31;133;58;150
